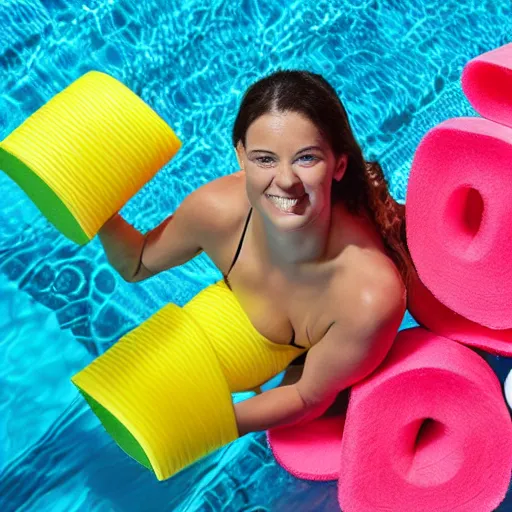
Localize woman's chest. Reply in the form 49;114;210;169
226;260;337;348
202;212;346;348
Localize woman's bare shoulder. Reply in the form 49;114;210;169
188;171;250;241
348;248;407;319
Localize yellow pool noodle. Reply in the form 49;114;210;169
72;280;305;480
72;300;239;481
0;71;181;244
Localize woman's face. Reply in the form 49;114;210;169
238;111;347;232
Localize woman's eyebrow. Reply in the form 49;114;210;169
295;145;323;155
248;149;275;156
248;146;323;157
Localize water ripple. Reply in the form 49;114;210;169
1;0;511;510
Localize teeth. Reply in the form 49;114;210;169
266;194;302;212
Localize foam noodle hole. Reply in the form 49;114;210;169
406;116;512;329
444;186;484;257
338;328;512;512
399;417;461;486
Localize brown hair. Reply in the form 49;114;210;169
232;70;413;287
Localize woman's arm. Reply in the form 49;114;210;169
98;184;221;282
99;211;196;282
234;384;331;436
98;213;154;282
233;273;406;436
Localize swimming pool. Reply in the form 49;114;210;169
0;0;511;510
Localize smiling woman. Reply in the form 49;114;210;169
232;71;413;285
235;110;348;264
77;69;409;479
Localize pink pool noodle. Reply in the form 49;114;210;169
406;116;512;329
338;327;512;512
408;269;512;356
267;415;345;481
462;43;512;128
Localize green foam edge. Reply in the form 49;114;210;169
76;386;153;472
0;146;89;245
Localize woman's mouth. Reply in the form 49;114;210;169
265;194;308;214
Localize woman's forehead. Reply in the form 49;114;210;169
245;112;326;151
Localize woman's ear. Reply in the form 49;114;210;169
235;141;245;171
333;154;348;182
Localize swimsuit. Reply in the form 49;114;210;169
222;207;308;351
182;207;309;391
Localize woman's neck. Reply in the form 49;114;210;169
253;200;343;274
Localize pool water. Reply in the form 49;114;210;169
0;0;511;510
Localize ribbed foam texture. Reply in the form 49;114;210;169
72;281;305;480
0;71;181;244
72;301;238;481
183;281;306;392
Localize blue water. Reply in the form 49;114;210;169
0;0;511;510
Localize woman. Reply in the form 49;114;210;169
98;71;409;437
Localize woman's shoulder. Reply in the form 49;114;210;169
188;171;250;246
343;246;407;320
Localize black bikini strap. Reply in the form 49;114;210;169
289;329;307;349
226;208;253;277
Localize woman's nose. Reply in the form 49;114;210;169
274;163;300;189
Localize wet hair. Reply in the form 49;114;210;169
232;70;413;287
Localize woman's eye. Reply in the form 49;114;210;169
297;154;318;164
256;156;275;165
254;155;318;166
